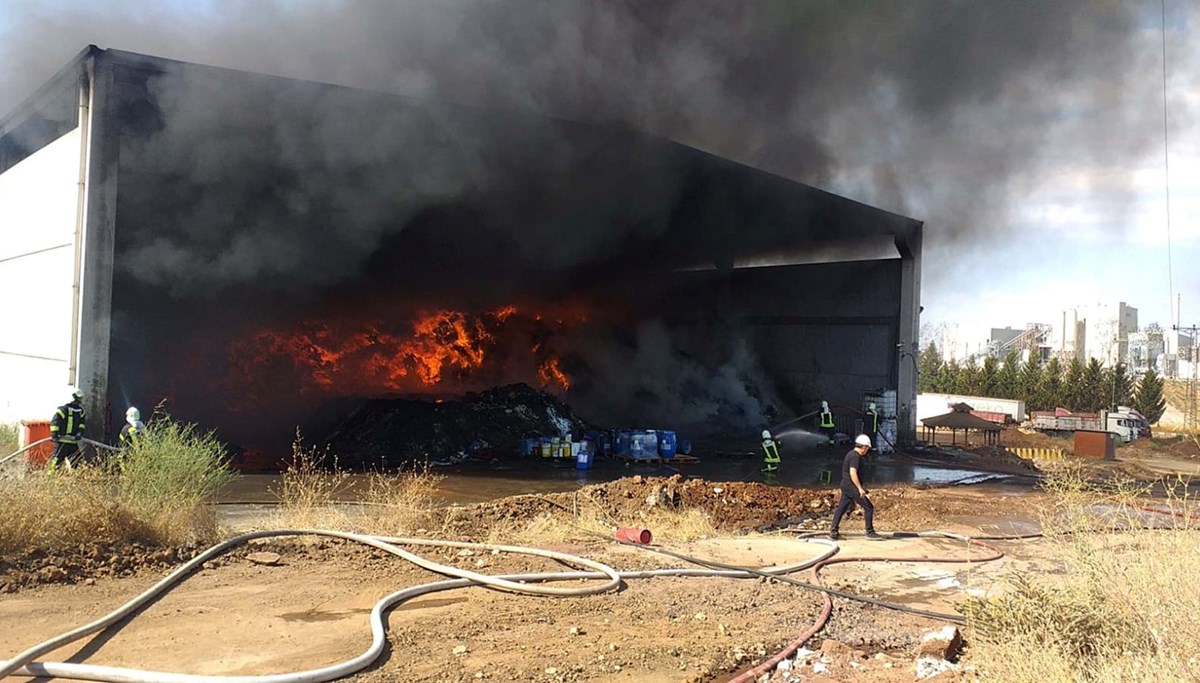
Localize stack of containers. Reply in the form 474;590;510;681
862;388;898;454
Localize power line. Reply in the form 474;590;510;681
1161;0;1174;326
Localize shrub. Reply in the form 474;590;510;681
110;416;238;545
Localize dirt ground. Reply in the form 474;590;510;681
2;443;1192;682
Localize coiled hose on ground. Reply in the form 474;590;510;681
0;526;1015;683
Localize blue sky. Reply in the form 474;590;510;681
0;1;1196;347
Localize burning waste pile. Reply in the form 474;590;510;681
321;383;590;469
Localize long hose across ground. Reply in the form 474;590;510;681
725;530;1006;683
0;528;1004;683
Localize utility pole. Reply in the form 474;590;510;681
1172;324;1200;429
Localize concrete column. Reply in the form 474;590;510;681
895;228;923;443
76;53;119;438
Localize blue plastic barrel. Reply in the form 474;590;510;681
575;447;594;470
520;438;537;458
678;439;693;455
658;430;677;458
630;433;644;457
616;430;632;455
642;430;659;457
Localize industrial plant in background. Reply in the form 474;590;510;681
0;46;923;464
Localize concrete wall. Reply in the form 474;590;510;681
0;126;82;423
732;260;902;415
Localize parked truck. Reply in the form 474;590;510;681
917;393;1026;424
1026;407;1151;443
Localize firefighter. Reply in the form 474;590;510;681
49;389;87;469
761;429;781;473
119;406;146;448
818;401;835;446
864;402;879;450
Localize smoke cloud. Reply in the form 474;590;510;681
1;1;1187;441
0;2;1174;266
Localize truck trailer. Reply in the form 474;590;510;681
916;393;1026;424
1026;407;1151;443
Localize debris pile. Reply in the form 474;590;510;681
321;383;591;468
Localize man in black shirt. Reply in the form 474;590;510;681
829;434;882;540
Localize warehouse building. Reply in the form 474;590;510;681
0;46;923;454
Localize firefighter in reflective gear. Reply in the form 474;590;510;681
50;389;87;468
761;429;781;473
119;406;146;447
818;401;835;446
864;402;879;450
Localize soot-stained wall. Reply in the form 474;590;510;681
3;47;921;453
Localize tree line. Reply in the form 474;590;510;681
917;344;1167;423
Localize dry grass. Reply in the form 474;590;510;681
0;423;17;457
473;492;718;546
352;464;445;536
962;463;1200;681
0;467;146;553
270;437;448;535
269;434;355;529
0;416;236;553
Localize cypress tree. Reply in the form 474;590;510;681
1018;354;1043;410
944;359;963;394
1040;356;1064;411
1108;363;1134;409
918;343;942;393
996;351;1020;399
1062;357;1086;411
1134;368;1167;424
980;355;1000;397
1082;358;1106;412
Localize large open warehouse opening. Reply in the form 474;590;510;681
1;47;922;467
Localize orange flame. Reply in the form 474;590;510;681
538;357;570;391
226;305;573;397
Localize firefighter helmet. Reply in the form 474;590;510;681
126;406;141;422
761;429;772;440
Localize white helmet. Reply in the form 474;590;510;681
855;434;872;447
868;402;877;412
126;406;141;422
71;388;83;401
761;429;772;440
821;401;829;410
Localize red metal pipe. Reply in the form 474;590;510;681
614;528;652;544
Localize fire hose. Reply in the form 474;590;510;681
0;437;118;467
0;529;626;682
0;526;1010;683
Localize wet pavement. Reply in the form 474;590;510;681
217;438;1032;507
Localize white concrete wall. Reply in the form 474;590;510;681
0;127;81;424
